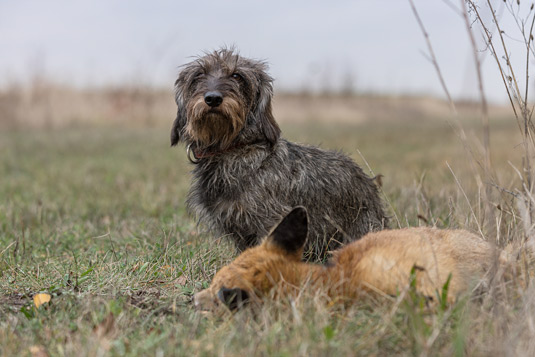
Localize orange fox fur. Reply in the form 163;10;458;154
194;207;508;311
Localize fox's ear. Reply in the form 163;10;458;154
268;206;308;255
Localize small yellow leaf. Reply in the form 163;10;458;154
33;293;51;308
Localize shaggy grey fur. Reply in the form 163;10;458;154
171;48;387;260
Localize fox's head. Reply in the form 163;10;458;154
193;206;309;311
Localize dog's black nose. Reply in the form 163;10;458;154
204;91;223;107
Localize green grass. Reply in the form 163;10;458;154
0;121;531;356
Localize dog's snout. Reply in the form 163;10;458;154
204;91;223;107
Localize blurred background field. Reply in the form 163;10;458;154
2;1;535;355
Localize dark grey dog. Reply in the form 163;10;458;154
171;48;387;259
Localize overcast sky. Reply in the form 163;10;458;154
0;0;532;102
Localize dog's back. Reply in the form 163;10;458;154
283;140;387;254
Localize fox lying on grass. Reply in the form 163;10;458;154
194;207;510;311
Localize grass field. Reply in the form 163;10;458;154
0;117;532;356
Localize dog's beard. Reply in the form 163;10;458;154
186;96;246;150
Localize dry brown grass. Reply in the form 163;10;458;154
0;78;513;130
0;81;176;129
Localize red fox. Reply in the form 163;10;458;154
194;207;509;311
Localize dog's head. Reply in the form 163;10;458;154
193;206;309;312
171;48;280;151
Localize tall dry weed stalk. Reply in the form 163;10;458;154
463;0;535;252
412;0;535;250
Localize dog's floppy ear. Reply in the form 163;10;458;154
268;206;308;256
170;85;187;146
170;106;186;146
254;73;281;146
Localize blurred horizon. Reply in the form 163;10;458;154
1;1;532;104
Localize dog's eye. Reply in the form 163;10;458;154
188;74;203;90
191;73;204;84
231;73;243;81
